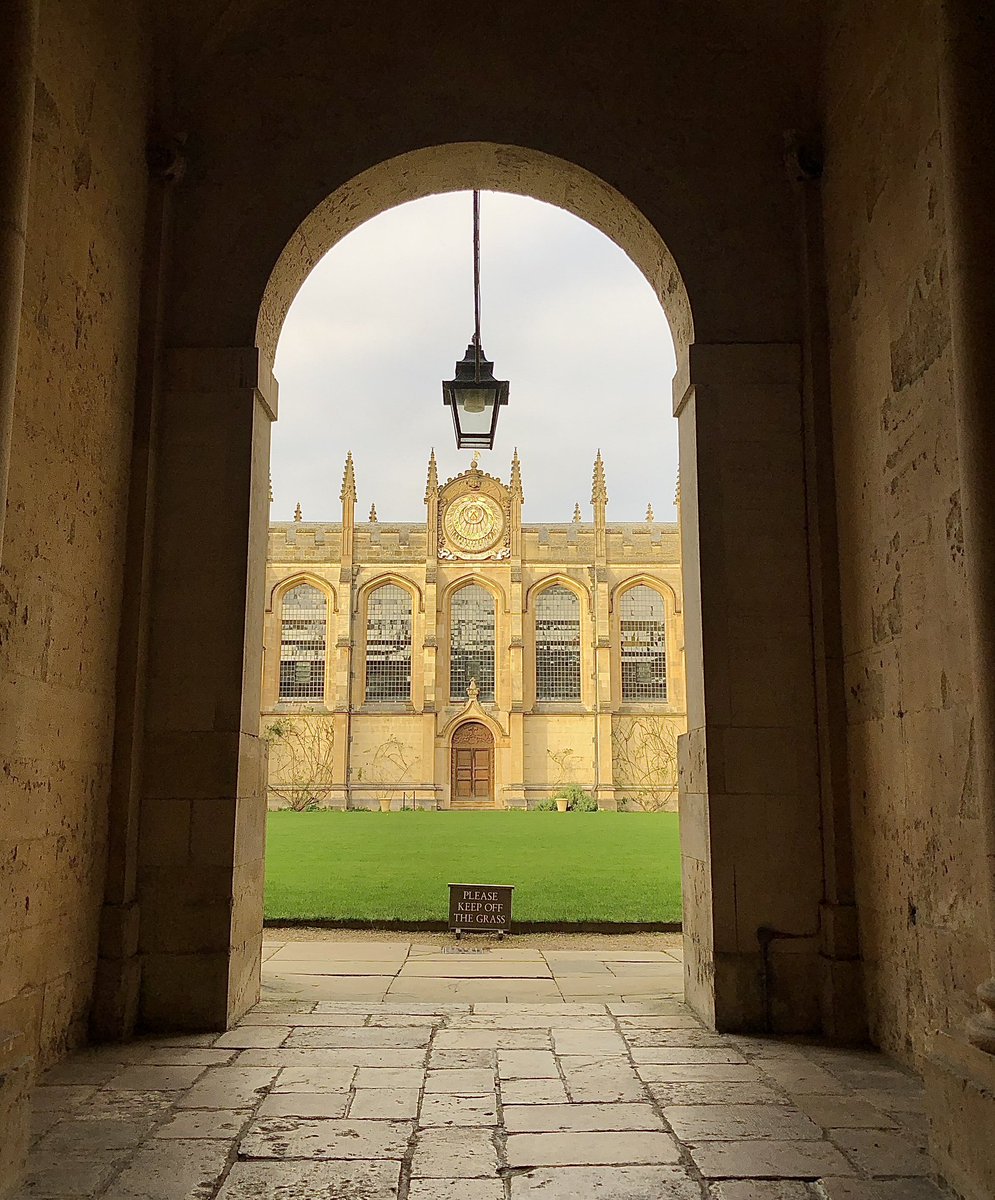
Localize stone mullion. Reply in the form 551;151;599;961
593;579;616;809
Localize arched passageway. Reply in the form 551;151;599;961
118;140;856;1048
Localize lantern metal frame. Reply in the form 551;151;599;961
442;191;509;449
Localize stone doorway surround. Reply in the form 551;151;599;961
18;936;950;1199
450;721;496;811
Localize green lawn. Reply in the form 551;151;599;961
264;811;682;927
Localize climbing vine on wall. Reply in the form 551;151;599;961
611;716;679;811
264;716;336;810
354;735;416;800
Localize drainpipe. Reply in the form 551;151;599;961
939;0;995;1055
0;0;39;558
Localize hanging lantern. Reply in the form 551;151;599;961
442;191;509;449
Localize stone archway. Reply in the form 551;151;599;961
131;139;848;1045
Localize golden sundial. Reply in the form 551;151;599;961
443;492;504;555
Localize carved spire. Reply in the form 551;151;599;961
340;451;357;503
573;503;582;523
674;468;681;510
424;448;438;501
369;503;378;523
646;503;655;522
268;474;274;504
591;450;608;507
293;501;302;522
510;447;524;502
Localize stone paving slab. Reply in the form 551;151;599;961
267;960;409;976
503;1101;664;1132
499;1077;569;1104
215;1159;400;1199
409;1127;500;1178
283;1026;431;1049
511;1165;702;1199
100;1138;231;1200
239;1116;412;1160
408;1180;504;1200
420;1092;498;1126
708;1183;813;1199
664;1102;823;1141
505;1129;682;1167
688;1138;856;1179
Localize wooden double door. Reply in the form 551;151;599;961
451;721;495;809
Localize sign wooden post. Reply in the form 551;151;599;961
448;884;514;937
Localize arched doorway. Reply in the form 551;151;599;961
450;722;495;810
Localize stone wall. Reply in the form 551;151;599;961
823;0;988;1060
0;0;148;1068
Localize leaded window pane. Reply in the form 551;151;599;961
535;585;581;701
365;584;412;702
279;583;327;700
450;584;495;702
620;584;667;701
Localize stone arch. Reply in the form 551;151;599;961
356;572;424;615
140;122;838;1048
441;573;508;614
268;572;337;614
611;574;679;614
442;710;508;748
525;573;593;614
255;143;693;372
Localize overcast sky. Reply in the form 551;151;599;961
272;191;678;524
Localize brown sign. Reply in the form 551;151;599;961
449;884;514;933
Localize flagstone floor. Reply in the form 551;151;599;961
17;938;953;1199
261;936;687;1005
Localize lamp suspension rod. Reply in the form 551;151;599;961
472;189;482;381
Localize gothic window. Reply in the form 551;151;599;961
450;584;496;702
535;585;582;701
620;584;667;701
279;583;327;701
365;583;413;702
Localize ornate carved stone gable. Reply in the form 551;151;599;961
438;462;512;561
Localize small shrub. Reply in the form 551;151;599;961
551;783;597;811
570;792;599;812
534;797;558;811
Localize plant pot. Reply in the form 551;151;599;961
555;799;568;813
378;798;391;813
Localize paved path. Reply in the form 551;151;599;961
18;939;952;1199
263;938;685;1005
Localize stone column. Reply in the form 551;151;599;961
676;342;824;1033
505;450;527;807
939;0;995;1058
331;453;357;808
138;346;276;1031
788;138;865;1043
591;453;616;808
92;140;183;1040
926;8;995;1198
0;0;39;559
421;450;440;808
